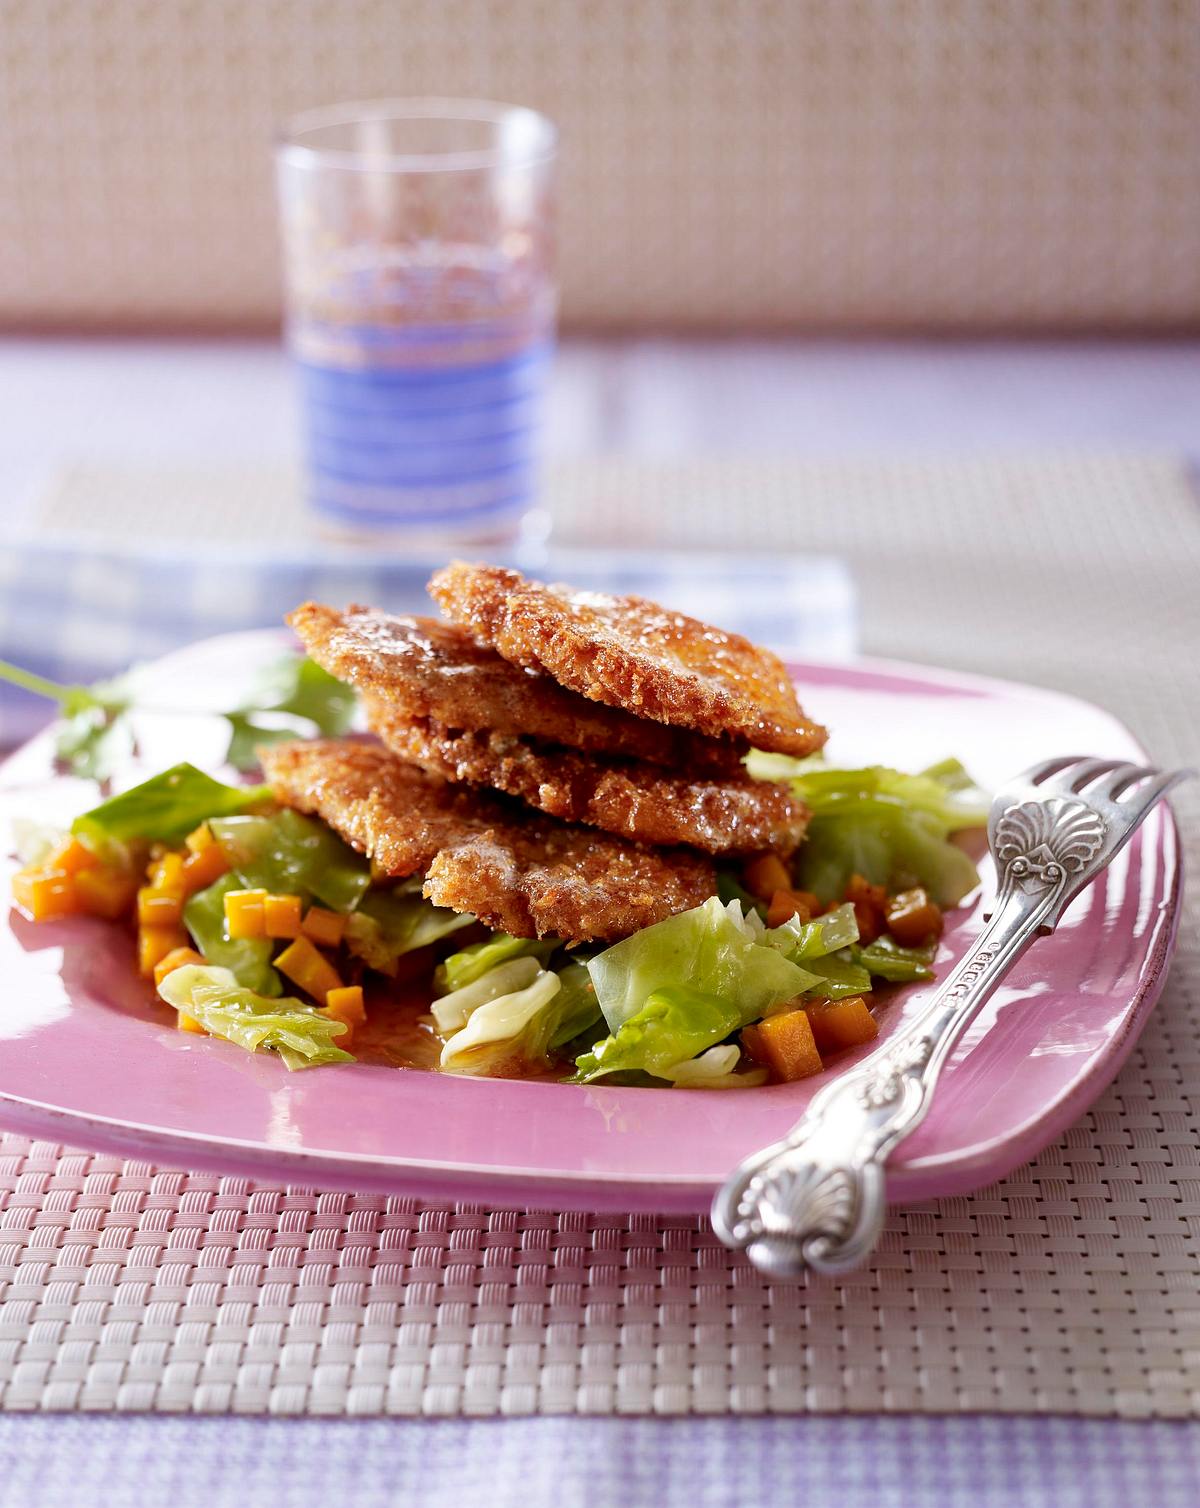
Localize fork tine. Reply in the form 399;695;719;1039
1058;757;1131;794
1120;767;1194;813
1021;755;1089;787
1091;763;1159;801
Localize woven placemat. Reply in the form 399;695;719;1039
2;452;1198;1418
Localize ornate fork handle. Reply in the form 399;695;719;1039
711;801;1104;1277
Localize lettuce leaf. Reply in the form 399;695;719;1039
225;656;357;773
547;961;603;1049
183;872;281;996
158;963;352;1069
344;881;473;976
436;933;556;995
799;949;873;1000
764;901;859;960
73;764;269;846
588;896;819;1033
573;986;743;1083
854;935;937;983
747;754;987;907
210;810;370;913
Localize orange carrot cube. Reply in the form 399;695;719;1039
46;837;99;875
184;823;215;855
743;854;792;903
153;945;206;988
11;867;80;922
804;995;879;1055
301;906;346;948
767;888;816;928
746;1008;824;1082
885;887;944;946
75;865;138;921
138;886;184;928
275;935;342;1005
148;851;186;896
138;924;190;977
323;985;365;1042
176;1013;207;1035
263;893;303;939
181;843;230;895
845;873;888;944
223;888;267;939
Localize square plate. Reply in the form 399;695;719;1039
0;631;1182;1211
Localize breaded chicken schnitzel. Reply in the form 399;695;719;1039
428;562;828;757
289;601;745;776
362;693;809;856
260;739;716;942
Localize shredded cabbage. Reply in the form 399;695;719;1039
210;810;370;913
184;872;281;996
439;970;562;1075
344;881;473;976
659;1045;768;1089
158;963;352;1070
431;956;544;1035
588;896;819;1034
435;933;555;995
747;754;987;906
854;935;937;982
573;985;743;1083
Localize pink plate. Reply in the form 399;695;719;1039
0;632;1183;1212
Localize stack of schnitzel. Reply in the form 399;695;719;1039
262;563;829;943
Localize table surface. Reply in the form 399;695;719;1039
1;335;1199;1508
2;335;1200;524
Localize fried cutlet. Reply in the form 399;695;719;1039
288;601;745;776
260;739;717;942
428;562;828;757
362;692;809;856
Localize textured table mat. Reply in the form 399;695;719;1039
2;453;1198;1419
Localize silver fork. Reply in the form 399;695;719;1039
712;756;1192;1279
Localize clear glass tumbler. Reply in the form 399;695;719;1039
276;99;557;544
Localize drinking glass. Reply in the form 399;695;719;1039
276;99;557;543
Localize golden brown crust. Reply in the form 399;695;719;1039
363;693;809;856
428;562;828;757
288;601;745;776
260;738;716;942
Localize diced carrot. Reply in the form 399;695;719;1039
224;888;267;939
75;865;138;921
138;886;184;928
11;867;80;922
46;837;99;875
148;851;186;896
275;935;343;1005
747;1008;824;1082
153;945;206;988
845;873;888;944
263;893;303;939
184;822;215;855
302;906;346;948
323;985;366;1043
743;854;792;903
804;995;879;1054
767;888;815;928
885;887;944;946
138;924;190;977
181;843;230;896
176;1013;207;1035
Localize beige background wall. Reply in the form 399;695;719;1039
2;0;1198;333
